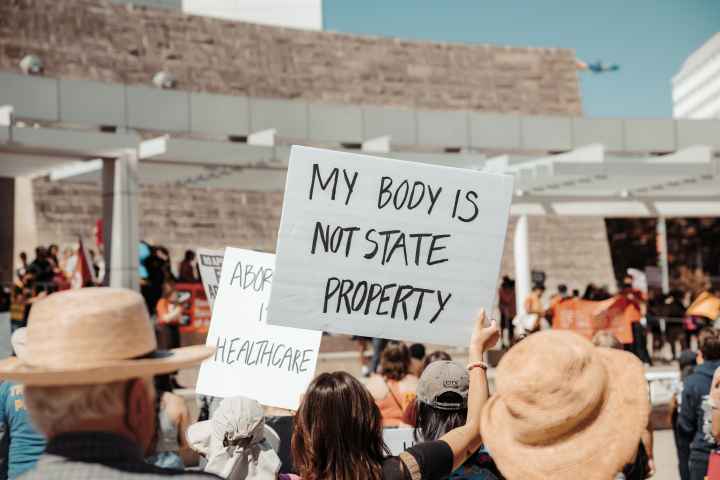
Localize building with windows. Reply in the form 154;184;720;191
673;33;720;119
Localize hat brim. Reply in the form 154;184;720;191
0;345;215;386
481;348;650;480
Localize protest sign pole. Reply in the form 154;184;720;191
514;215;531;316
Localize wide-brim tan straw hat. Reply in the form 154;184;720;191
481;330;650;480
0;287;214;386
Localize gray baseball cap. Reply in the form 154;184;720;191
416;360;469;411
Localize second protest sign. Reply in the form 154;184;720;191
196;247;322;410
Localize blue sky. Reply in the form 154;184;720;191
323;1;720;118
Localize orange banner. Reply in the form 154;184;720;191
552;296;635;344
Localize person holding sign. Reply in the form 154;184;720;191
291;309;499;480
412;360;502;479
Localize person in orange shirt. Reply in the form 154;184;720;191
156;282;183;351
619;274;651;365
366;342;418;427
548;284;571;324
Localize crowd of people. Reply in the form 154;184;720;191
0;284;667;480
494;273;720;365
4;242;202;346
4;244;101;333
2;248;720;479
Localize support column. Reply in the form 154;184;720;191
514;215;531;315
656;217;670;294
0;178;14;284
102;151;140;290
13;177;38;267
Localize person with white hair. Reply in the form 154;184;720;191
0;288;216;479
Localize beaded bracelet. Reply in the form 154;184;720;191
466;361;489;371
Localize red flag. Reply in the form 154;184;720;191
72;237;96;288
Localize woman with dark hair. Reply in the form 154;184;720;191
413;361;502;479
400;351;454;428
422;351;452;373
178;250;199;283
366;342;418;426
292;310;499;480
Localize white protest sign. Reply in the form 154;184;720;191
196;247;322;410
197;248;224;307
383;428;418;455
267;146;513;346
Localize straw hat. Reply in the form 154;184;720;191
0;288;214;386
481;330;649;480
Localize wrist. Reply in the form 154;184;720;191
469;347;484;363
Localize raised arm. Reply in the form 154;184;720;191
438;309;499;471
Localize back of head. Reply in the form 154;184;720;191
409;343;426;361
380;342;410;381
415;361;468;442
558;284;568;295
184;250;195;261
292;372;387;480
25;381;129;437
481;330;650;479
678;349;697;381
699;328;720;361
422;351;452;372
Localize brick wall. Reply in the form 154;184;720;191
0;0;581;114
33;177;616;294
33;178;282;269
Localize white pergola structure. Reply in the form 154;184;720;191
483;144;720;311
0;121;172;289
1;72;719;301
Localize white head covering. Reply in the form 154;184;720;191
187;396;281;480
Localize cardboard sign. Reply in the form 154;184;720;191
383;428;418;455
197;248;224;307
196;247;322;410
267;146;513;346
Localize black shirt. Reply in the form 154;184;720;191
382;440;454;480
265;415;295;474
